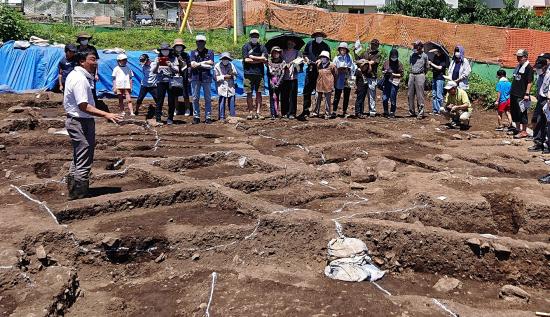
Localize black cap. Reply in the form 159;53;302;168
139;53;149;62
535;56;547;68
65;43;77;52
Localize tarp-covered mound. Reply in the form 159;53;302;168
0;41;64;94
0;40;306;98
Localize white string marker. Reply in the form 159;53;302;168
205;272;218;317
432;299;459;317
10;185;59;225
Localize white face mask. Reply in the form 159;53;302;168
175;46;183;52
315;37;324;44
80;39;89;46
455;52;461;58
321;57;329;63
222;60;229;66
536;68;543;75
161;50;170;56
391;57;398;61
413;49;418;54
250;38;259;44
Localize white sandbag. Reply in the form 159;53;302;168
327;237;368;259
324;255;385;282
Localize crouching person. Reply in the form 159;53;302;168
64;48;123;199
441;81;472;130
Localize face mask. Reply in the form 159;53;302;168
250;38;259;44
321;57;328;63
80;39;89;46
455;52;461;58
536;69;543;75
175;46;183;52
222;60;229;66
287;42;295;49
315;37;323;44
197;42;206;50
391;57;398;61
161;50;169;56
413;49;418;54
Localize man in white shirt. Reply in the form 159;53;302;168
64;48;123;200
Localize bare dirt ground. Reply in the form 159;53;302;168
0;91;549;317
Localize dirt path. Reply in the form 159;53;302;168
0;92;549;316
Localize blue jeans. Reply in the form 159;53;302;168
218;96;235;119
432;78;444;113
382;80;398;114
192;81;212;119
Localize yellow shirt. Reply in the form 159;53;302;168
445;88;472;112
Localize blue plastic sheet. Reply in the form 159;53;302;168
0;41;307;97
0;41;64;93
96;51;306;98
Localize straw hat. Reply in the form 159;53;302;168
311;28;327;38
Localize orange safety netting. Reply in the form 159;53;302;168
182;0;549;67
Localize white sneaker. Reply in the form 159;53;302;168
130;112;136;116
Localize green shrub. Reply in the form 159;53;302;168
0;5;31;41
467;73;497;109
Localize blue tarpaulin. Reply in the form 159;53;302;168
0;41;64;93
0;41;306;98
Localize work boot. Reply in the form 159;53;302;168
66;174;75;195
69;179;89;200
528;144;544;152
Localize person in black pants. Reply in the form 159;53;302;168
299;29;330;120
151;43;180;125
135;54;158;118
529;57;550;152
281;39;302;119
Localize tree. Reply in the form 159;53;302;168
0;5;31;41
380;0;452;20
494;0;536;29
448;0;497;25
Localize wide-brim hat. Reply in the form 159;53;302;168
220;52;233;61
337;42;349;52
270;46;282;53
173;38;186;48
117;53;128;61
159;42;173;51
311;29;327;38
319;50;330;59
76;32;92;39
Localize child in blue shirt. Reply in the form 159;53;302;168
136;54;159;119
495;69;512;131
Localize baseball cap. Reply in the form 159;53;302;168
65;43;77;52
139;54;150;62
196;34;207;42
444;81;458;90
516;49;528;57
117;53;128;61
535;56;547;68
249;29;260;36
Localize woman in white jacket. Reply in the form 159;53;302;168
214;52;238;121
447;45;471;90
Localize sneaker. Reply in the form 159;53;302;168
355;114;364;119
507;129;519;135
507;126;516;132
528;144;544;152
184;111;191;117
513;131;529;139
256;114;265;120
167;119;173;125
205;118;212;124
495;126;505;131
389;113;396;119
542;148;550;154
288;115;295;120
192;118;200;124
120;111;126;116
343;114;350;119
417;113;424;120
130;112;136;117
330;113;337;119
270;115;276;120
310;112;319;118
324;114;330;120
369;112;377;117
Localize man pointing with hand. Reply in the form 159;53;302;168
64;48;123;200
